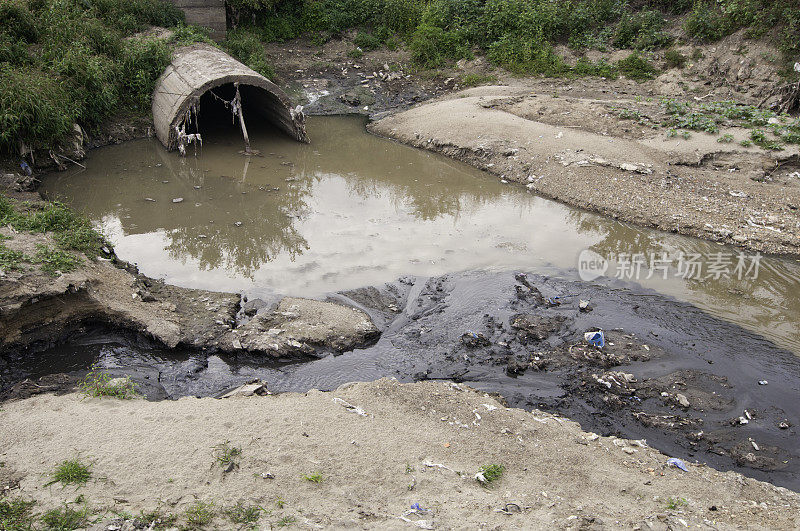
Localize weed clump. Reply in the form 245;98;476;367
664;48;687;69
476;463;504;486
222;502;263;524
78;368;139;399
47;459;92;487
40;504;90;530
302;472;324;483
0;498;36;531
183;500;215;529
212;441;242;469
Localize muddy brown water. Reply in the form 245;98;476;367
8;116;800;490
40;116;800;354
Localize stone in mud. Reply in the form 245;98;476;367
339;87;376;107
243;298;266;317
228;297;379;357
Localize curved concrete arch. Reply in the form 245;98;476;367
152;44;308;151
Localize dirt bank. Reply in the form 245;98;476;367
369;83;800;257
1;379;798;530
0;194;378;359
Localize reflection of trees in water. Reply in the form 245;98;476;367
565;209;800;329
159;146;312;277
160;116;518;276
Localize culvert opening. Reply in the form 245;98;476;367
186;83;287;137
152;44;308;153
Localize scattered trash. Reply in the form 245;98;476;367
750;440;760;451
332;397;367;416
19;161;32;176
667;457;689;472
495;503;522;515
729;190;747;198
216;380;269;399
144;197;156;202
172;197;184;203
482;403;498;411
758;380;768;385
410;503;427;512
584;330;605;348
422;460;457;474
578;300;592;312
461;330;490;348
675;393;690;408
779;421;790;429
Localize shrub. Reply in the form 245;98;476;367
684;1;728;42
616;52;659;81
409;24;469;68
224;28;276;79
664;48;687;69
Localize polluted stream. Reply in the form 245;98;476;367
11;115;800;489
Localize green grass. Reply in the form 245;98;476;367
275;515;296;527
0;244;27;271
222;502;263;524
476;463;504;485
302;472;324;483
183;501;215;530
47;459;92;487
0;498;36;531
0;194;110;274
39;504;90;531
77;368;139;399
137;509;179;530
212;441;242;469
34;244;80;275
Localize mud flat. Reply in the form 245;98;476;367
370;84;800;257
1;379;798;530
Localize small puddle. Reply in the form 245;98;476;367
40;116;800;355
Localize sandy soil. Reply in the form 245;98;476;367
370;83;800;257
1;379;798;530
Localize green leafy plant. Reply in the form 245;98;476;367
78;368;138;399
664;49;686;69
616;53;659;81
302;472;324;483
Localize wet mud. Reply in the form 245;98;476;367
3;270;799;492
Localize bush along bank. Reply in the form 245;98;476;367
0;1;283;165
227;0;800;77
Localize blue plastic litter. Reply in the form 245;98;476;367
410;503;427;512
667;457;689;472
19;161;32;176
584;330;605;348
